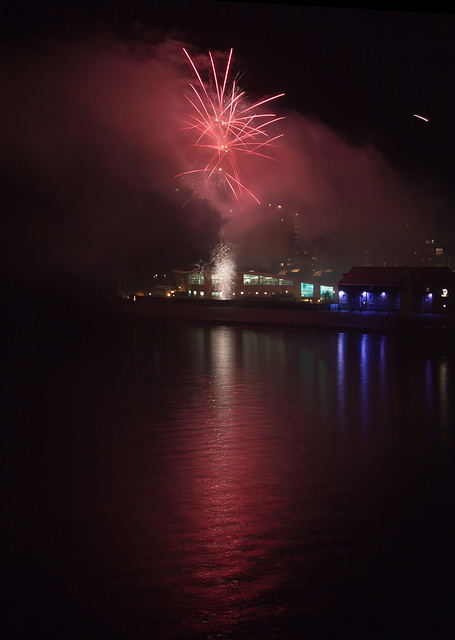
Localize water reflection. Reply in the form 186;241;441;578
438;358;449;430
172;327;293;634
336;332;347;429
427;356;453;468
336;331;391;434
359;333;370;428
157;326;454;637
7;319;455;639
126;326;454;634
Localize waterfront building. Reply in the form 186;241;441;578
338;266;454;314
171;268;340;304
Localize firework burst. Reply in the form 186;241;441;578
191;241;237;301
210;241;237;300
177;48;284;206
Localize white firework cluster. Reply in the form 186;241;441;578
210;241;237;301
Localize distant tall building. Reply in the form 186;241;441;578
271;205;314;276
422;238;444;266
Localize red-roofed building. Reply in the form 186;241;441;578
338;266;454;314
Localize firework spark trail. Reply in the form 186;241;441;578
191;241;237;301
210;241;237;300
177;48;285;205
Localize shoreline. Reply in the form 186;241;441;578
6;295;454;357
93;297;455;333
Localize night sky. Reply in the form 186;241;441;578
2;2;455;294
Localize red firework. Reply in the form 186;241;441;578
177;48;284;205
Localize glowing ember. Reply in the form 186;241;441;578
177;48;284;205
413;113;430;122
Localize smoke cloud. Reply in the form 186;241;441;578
227;110;442;269
1;30;449;292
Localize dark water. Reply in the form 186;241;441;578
4;311;455;639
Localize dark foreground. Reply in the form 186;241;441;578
4;302;455;639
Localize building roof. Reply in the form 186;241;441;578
339;266;453;288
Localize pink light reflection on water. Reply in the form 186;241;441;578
168;326;298;632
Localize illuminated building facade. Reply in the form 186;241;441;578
338;266;454;314
171;269;338;303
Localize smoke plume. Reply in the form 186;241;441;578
1;30;448;292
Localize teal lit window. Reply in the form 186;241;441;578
320;285;334;300
301;283;314;297
243;274;259;285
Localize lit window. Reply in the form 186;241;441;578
321;285;334;300
189;273;204;285
301;283;314;297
